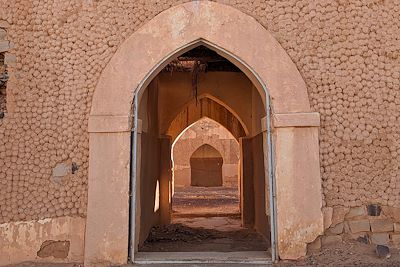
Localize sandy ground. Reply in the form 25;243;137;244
140;216;269;252
140;186;268;252
172;186;240;216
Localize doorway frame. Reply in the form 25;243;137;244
85;2;323;266
130;39;276;261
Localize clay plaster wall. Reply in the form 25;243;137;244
0;216;85;266
173;118;239;187
138;80;162;246
0;0;399;241
239;134;269;237
251;132;269;239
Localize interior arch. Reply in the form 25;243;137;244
171;117;240;189
167;96;247;142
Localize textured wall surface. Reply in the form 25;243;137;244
0;0;399;224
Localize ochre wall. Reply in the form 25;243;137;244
251;132;269;240
0;0;399;237
138;80;161;245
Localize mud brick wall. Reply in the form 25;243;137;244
0;1;399;224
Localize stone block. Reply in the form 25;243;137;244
0;29;6;40
52;163;70;183
348;220;370;233
370;233;389;245
4;53;16;65
370;219;393;233
327;222;344;235
382;206;400;222
0;41;9;53
345;206;366;219
394;223;400;232
323;207;333;230
322;235;342;246
390;234;400;244
343;221;351;233
331;206;350;226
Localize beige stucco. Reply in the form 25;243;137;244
275;126;323;259
86;1;322;265
85;132;131;265
0;217;85;266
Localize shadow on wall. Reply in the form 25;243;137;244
190;144;223;187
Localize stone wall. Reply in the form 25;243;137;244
310;205;400;251
173;118;239;187
0;0;399;229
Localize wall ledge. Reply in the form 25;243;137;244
88;115;132;133
272;112;320;128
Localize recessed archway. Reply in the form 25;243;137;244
86;1;323;265
172;117;240;188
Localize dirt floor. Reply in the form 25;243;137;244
140;186;268;252
172;186;240;216
140;216;269;252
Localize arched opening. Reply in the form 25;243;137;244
86;2;323;265
171;118;240;221
175;119;239;206
135;44;269;255
172;117;240;189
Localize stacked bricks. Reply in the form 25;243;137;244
310;205;400;251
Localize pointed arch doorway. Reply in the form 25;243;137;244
86;1;323;266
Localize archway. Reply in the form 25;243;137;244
167;95;248;142
172;117;240;188
171;118;241;220
86;1;323;265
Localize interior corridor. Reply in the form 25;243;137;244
136;45;270;254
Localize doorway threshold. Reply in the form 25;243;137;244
134;251;272;265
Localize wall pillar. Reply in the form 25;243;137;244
159;136;172;225
272;112;323;260
85;115;132;266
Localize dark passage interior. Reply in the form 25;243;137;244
135;45;270;253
